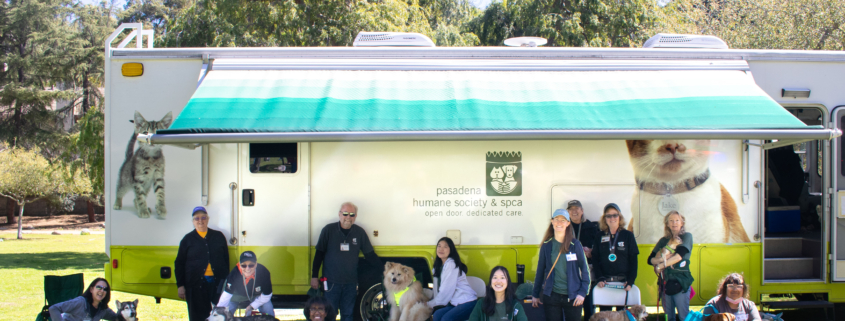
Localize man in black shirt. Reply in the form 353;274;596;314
218;251;275;316
311;202;382;321
567;200;600;320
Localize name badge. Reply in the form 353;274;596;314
566;253;577;261
735;312;748;321
340;243;350;251
601;236;610;243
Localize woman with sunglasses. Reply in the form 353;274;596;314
703;273;761;320
531;209;590;321
427;237;477;321
49;277;116;321
468;266;527;321
175;206;230;321
592;203;639;312
217;251;275;316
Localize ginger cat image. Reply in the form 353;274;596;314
626;140;750;243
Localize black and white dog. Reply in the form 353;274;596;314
115;299;138;321
206;306;279;321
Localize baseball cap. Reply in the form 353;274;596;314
552;209;570;221
567;200;582;209
192;206;207;216
240;251;257;263
604;203;622;214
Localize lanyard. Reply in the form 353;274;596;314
242;272;256;302
337;222;351;243
608;230;621;254
575;222;583;241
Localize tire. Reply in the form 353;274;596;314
360;283;389;321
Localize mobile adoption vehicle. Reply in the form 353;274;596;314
104;24;845;317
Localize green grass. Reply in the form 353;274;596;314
0;233;188;321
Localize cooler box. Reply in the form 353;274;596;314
766;206;800;233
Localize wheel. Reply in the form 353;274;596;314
360;283;390;321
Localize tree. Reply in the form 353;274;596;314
0;148;90;239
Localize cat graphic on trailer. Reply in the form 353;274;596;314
113;111;173;219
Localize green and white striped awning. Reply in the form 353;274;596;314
148;68;836;144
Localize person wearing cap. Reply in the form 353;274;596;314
175;206;230;321
531;209;590;321
592;203;639;312
311;202;382;321
566;200;600;320
217;251;275;316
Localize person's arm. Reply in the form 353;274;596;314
312;227;329;288
364;251;383;271
311;250;325;278
748;301;762;321
576;242;590;297
100;307;117;320
217;291;233;307
174;237;189;288
428;259;459;307
466;299;485;321
702;297;719;315
49;298;72;321
513;300;528;321
531;243;547;299
626;232;639;286
250;292;272;310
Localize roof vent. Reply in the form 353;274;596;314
353;32;435;47
643;33;728;49
504;36;548;47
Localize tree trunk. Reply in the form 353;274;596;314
12;101;21;148
5;198;16;225
17;202;25;239
82;69;90;114
87;199;96;223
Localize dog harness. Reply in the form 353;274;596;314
392;277;416;307
625;310;637;321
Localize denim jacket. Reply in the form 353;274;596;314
532;238;591;300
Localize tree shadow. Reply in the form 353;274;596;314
0;252;108;270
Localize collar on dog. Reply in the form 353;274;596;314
392;277;416;307
636;169;710;195
625;310;636;321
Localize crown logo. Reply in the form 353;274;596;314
486;151;521;163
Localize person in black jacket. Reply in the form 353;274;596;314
567;200;600;320
175;206;230;321
592;203;638;312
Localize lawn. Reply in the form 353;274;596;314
0;233;188;321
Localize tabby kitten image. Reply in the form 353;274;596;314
114;111;173;219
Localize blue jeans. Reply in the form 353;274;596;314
325;281;357;321
226;300;275;316
662;288;690;321
433;299;477;321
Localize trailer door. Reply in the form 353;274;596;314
832;107;845;281
237;142;311;289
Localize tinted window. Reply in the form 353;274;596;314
249;143;298;173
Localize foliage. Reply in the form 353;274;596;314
59;108;105;202
0;147;91;238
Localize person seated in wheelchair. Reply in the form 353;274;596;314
217;251;275;316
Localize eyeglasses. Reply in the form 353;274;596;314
193;216;209;221
605;214;620;219
94;285;109;292
309;307;326;313
240;263;256;269
727;284;744;290
341;212;356;217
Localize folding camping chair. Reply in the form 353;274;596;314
592;282;642;308
35;273;85;321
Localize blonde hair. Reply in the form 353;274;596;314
599;207;627;232
663;211;686;239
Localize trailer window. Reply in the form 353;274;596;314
249;143;298;174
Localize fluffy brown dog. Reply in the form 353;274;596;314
704;313;737;321
383;262;431;321
588;305;648;321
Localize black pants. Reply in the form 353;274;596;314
543;292;582;321
185;278;219;321
599;305;625;312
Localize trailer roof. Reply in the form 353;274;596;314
144;68;836;144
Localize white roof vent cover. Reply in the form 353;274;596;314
643;33;728;49
353;32;435;47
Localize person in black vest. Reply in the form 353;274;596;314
175;206;230;321
218;251;275;316
567;200;600;320
592;203;639;312
311;202;382;321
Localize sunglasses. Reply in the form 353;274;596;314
341;212;356;217
605;214;620;219
94;285;109;292
193;216;209;221
240;263;256;269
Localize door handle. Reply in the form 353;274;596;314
242;189;254;206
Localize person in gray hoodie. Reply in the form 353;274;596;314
49;277;117;321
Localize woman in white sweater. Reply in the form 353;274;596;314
428;237;478;321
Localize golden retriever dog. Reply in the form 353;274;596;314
588;305;648;321
383;262;431;321
704;313;737;321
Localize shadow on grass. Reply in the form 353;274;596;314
0;252;108;270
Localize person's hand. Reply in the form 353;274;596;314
177;286;185;300
573;295;585;306
244;305;254;316
311;278;319;289
625;285;632;291
654;265;662;275
531;297;541;308
583;247;592;258
597;281;606;288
